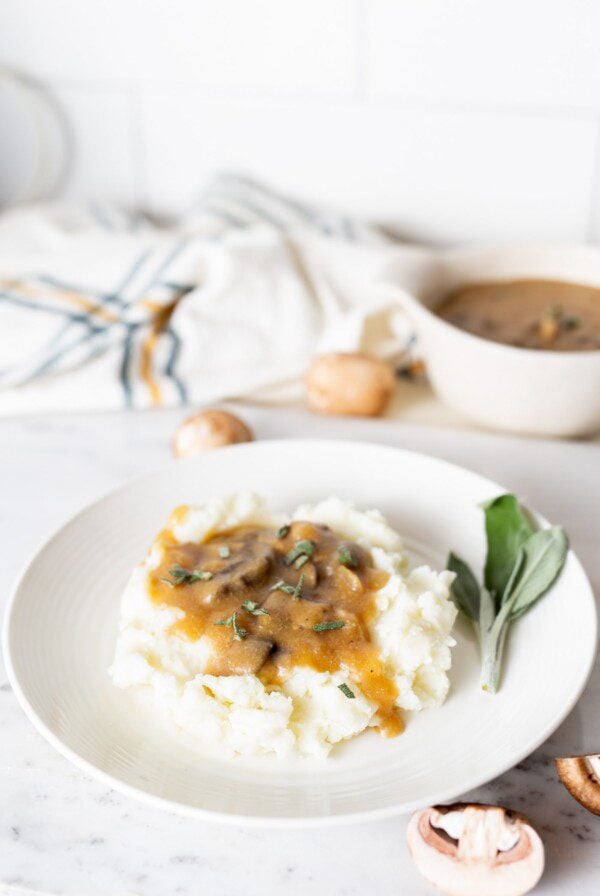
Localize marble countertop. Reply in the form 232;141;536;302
1;406;599;896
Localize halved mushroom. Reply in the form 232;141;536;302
407;803;544;896
555;753;600;815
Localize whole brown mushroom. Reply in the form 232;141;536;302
305;352;395;417
407;803;544;896
172;409;253;457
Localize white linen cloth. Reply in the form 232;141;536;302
0;174;424;415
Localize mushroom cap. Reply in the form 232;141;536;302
407;802;544;896
305;352;395;417
555;753;600;815
172;409;253;457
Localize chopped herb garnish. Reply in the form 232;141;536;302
214;610;247;640
277;524;290;539
338;683;355;699
162;564;213;586
269;579;296;596
549;303;562;321
563;315;580;330
313;620;345;632
215;613;234;626
242;599;270;616
159;577;176;588
292;573;305;600
285;539;314;566
219;546;230;559
269;575;305;599
294;554;310;570
338;546;358;569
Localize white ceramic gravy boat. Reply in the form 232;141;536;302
379;244;600;438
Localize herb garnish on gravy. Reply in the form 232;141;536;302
448;494;568;692
149;519;403;736
313;620;345;632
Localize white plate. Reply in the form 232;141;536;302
3;440;596;826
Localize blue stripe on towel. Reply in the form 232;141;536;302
0;290;89;324
234;198;287;230
24;326;105;383
164;325;187;404
112;248;153;305
205;205;249;229
35;275;128;316
88;202;115;231
140;239;190;296
119;325;135;408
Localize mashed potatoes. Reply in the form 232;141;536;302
110;493;457;758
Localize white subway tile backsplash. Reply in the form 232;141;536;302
365;0;600;112
139;91;597;244
53;88;138;206
0;0;356;95
3;0;600;242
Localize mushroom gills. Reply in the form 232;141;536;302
555;752;600;815
407;802;544;896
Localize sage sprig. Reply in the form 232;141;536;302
448;494;568;693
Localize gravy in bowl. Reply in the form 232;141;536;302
436;279;600;351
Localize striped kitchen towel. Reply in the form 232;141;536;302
0;174;425;415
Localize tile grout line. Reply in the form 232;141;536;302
36;77;600;123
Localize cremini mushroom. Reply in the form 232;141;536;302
172;409;253;457
407;803;544;896
555;753;600;814
305;352;395;417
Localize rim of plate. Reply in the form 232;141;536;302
3;439;598;827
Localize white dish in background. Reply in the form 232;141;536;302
380;244;600;437
3;440;597;826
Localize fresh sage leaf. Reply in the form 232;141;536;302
483;495;534;608
447;552;480;621
507;527;568;620
449;494;569;695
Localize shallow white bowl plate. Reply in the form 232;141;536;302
4;441;597;826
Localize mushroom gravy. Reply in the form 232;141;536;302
149;516;403;737
436;279;600;351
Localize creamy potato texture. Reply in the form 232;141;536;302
110;493;457;757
